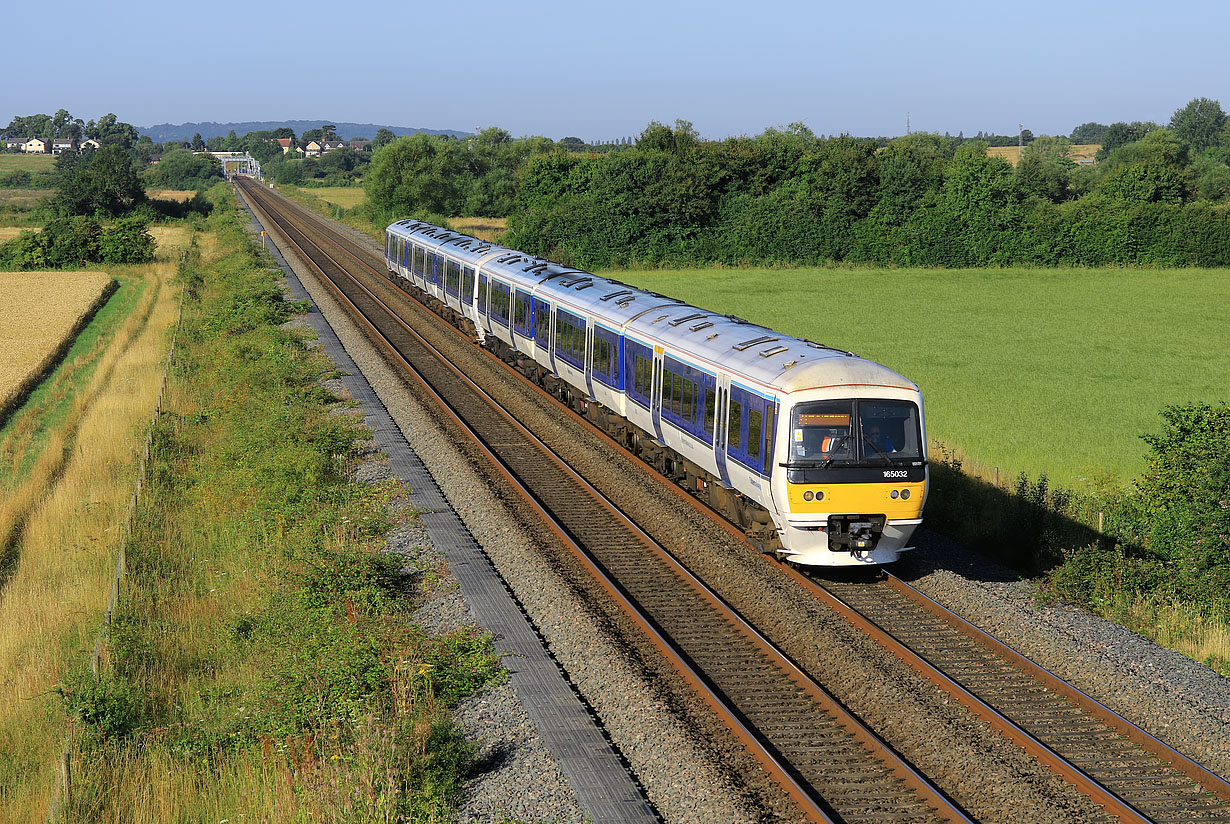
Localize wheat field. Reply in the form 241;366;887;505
0;271;114;414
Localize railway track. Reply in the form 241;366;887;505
235;178;1230;824
810;572;1230;824
237;179;971;824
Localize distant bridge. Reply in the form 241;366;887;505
194;151;261;178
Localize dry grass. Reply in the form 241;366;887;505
147;189;197;202
0;227;38;242
0;231;189;821
0;188;52;209
0;271;114;414
449;216;508;242
987;143;1100;166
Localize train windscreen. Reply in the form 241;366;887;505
790;400;921;464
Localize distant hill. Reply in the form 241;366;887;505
138;120;469;143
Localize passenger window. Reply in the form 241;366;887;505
748;408;763;460
672;374;682;416
763;405;775;473
729;401;742;450
704;388;716;435
682;379;693;422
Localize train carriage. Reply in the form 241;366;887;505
384;219;927;567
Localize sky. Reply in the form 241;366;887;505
4;0;1227;142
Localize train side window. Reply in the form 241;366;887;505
748;407;763;461
670;373;682;417
635;355;646;395
762;404;776;474
534;299;551;343
681;378;693;423
463;266;474;300
729;400;742;450
703;388;716;435
478;274;488;313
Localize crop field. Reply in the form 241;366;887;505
614;266;1230;488
451;216;508;241
147;188;197;202
0;230;187;819
0;154;56;173
0;271;115;415
302;185;366;209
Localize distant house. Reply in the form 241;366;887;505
301;140;322;157
147;154;163;165
321;140;346;154
22;137;48;154
349;139;372;152
80;138;100;151
272;137;294;154
4;137;26;151
52;139;76;155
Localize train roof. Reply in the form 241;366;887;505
386;220;918;397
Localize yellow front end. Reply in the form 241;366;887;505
780;479;927;566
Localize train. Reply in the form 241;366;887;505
383;219;928;566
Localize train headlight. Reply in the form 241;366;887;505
803;490;814;502
890;490;899;499
815;490;824;501
900;488;911;500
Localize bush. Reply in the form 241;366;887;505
98;217;155;263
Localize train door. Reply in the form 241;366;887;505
714;373;732;486
650;346;664;441
584;325;595;399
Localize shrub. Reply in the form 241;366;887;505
98;217;155;264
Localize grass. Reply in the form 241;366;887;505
611;266;1230;489
0;271;115;414
450;217;508;242
303;186;367;210
42;185;500;821
0;154;57;173
0;227;188;820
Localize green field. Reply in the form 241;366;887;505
0;154;56;173
302;185;366;209
613;266;1230;488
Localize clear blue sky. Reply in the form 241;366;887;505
5;0;1226;141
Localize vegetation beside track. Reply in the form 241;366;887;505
55;183;501;821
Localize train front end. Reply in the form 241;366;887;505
773;383;928;567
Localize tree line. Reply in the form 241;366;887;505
362;97;1230;269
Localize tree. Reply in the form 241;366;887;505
191;132;205;151
1070;122;1109;144
364;134;470;217
1097;121;1156;160
559;136;587;151
1170;97;1227;154
90;113;139;149
372;128;395;151
146;147;225;190
636;120;699;154
53;144;146;217
321;124;338;142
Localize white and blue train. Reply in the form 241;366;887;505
384;219;929;566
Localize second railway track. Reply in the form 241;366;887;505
236;177;1230;824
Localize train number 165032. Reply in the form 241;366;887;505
883;470;909;478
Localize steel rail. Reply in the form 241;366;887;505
238;179;977;824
